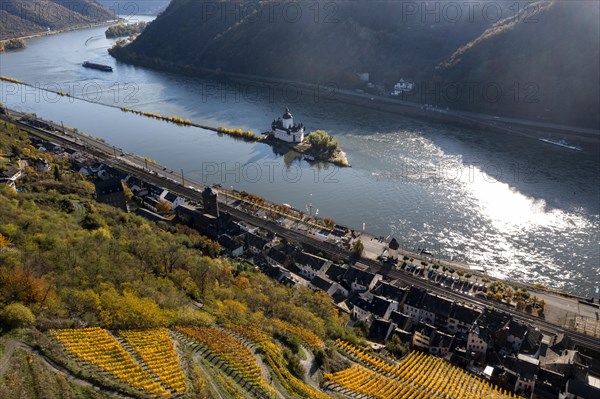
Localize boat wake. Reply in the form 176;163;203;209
539;138;582;151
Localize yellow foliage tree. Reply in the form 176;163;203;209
0;233;9;249
99;286;167;329
156;200;171;213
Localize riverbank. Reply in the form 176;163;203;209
0;38;26;53
109;47;600;144
6;20;118;42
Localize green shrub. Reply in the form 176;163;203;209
0;302;35;329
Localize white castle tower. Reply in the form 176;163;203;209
271;107;305;143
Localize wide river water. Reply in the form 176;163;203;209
1;18;598;295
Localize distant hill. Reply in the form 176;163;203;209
111;0;598;128
0;0;114;40
110;0;497;84
431;0;600;128
96;0;171;16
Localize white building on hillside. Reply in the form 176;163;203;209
391;79;415;96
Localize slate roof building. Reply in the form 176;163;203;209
218;234;244;257
533;367;564;399
325;263;349;283
342;264;382;292
245;233;269;254
94;178;127;211
447;302;482;335
309;275;347;297
389;311;413;332
371;281;408;303
467;309;512;358
519;328;543;358
505;319;530;353
294;251;332;280
402;286;426;324
565;378;600;399
266;247;289;268
368;318;397;344
418;292;454;329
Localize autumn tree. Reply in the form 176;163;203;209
352;239;364;257
0;233;9;249
0;267;50;306
216;299;248;325
99;286;168;329
156;199;172;213
122;182;134;200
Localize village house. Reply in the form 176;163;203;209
370;295;399;320
564;379;600;399
505;319;530;353
447;302;482;335
533;367;566;399
412;322;455;356
266;247;289;269
519;328;543;358
533;367;564;399
429;329;455;356
342;264;382;293
64;147;82;160
294;251;332;280
368;318;397;344
159;189;186;210
371;281;408;303
123;175;149;197
418;292;454;329
467;309;512;359
403;286;426;324
245;232;269;255
0;165;24;189
352;297;374;321
218;234;244;258
412;323;435;350
351;294;399;322
175;204;219;239
94;178;127;211
512;354;539;395
325;263;349;283
143;196;161;213
32;158;50;173
309;275;347;298
389;311;413;332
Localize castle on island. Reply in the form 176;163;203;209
271;107;305;143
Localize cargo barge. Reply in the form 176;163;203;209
82;61;113;72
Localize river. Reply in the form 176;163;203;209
0;18;598;296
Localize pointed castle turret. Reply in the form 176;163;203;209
271;107;305;143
